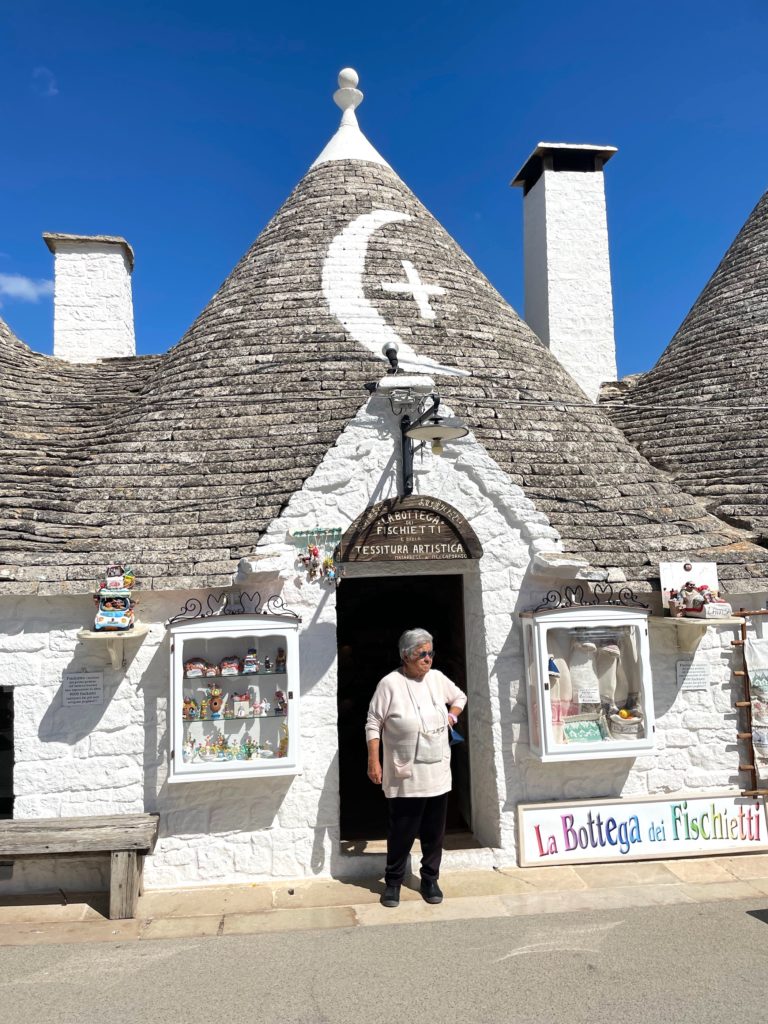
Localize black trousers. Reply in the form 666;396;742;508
385;792;449;886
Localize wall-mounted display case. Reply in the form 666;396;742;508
521;607;654;762
169;613;300;782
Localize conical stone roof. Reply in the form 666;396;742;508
2;81;766;596
605;191;768;542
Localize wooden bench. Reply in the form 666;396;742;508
0;813;160;919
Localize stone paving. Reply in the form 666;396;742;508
1;853;768;946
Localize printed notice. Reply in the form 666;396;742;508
62;671;104;707
677;659;710;691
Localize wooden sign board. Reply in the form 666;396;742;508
339;496;482;563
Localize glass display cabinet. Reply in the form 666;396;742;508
521;607;655;761
169;613;300;782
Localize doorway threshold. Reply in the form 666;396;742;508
336;832;497;879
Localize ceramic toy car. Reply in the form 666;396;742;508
202;663;220;677
93;591;134;631
219;655;242;676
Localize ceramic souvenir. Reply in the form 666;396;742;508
253;698;271;717
202;663;221;677
182;737;199;763
264;656;272;672
183;697;199;720
220;655;242;676
277;721;289;758
93;589;135;632
242;649;260;674
274;690;288;715
206;685;225;719
275;648;287;673
184;657;209;678
232;692;251;718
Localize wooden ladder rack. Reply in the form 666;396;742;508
733;609;768;797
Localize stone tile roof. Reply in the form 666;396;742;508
2;163;767;596
604;191;768;546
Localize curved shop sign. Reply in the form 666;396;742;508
339;496;482;563
518;792;768;866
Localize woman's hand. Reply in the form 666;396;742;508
367;761;382;785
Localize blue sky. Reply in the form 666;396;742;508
1;0;766;376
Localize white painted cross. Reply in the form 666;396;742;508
381;260;446;320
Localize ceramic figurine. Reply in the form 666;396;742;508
275;648;287;673
182;737;198;763
274;690;288;715
277;721;289;758
92;563;137;631
253;698;271;717
264;656;272;672
184;657;209;678
93;591;135;632
206;685;224;719
202;663;221;677
242;649;260;674
220;655;242;676
232;692;251;718
183;697;199;721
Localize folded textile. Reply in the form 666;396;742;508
745;639;768;693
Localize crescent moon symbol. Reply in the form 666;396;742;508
322;209;468;377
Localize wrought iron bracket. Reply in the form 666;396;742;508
166;590;300;627
534;584;649;612
400;393;440;496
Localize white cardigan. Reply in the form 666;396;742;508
365;668;467;798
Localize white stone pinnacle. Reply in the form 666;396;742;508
310;68;390;169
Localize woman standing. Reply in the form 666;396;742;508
365;628;467;908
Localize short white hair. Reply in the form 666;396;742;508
398;628;433;660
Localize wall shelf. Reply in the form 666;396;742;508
649;616;743;652
76;624;151;668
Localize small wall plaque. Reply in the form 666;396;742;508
62;671;104;707
676;659;710;691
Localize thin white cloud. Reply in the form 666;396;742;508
0;273;54;307
33;66;59;97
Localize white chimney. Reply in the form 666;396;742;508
43;233;136;362
511;143;617;401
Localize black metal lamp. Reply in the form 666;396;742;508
401;396;469;495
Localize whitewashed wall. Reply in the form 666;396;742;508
0;394;757;891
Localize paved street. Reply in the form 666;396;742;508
1;897;767;1024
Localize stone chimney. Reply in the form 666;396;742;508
43;233;136;362
511;143;617;402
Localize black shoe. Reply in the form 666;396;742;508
380;884;400;908
420;879;443;904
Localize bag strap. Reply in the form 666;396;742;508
404;674;445;734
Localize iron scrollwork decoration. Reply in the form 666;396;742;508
167;590;300;626
534;584;649;612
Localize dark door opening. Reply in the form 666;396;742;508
0;688;13;819
337;574;470;841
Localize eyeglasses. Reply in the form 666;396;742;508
414;649;434;660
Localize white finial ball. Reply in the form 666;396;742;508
338;68;359;89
